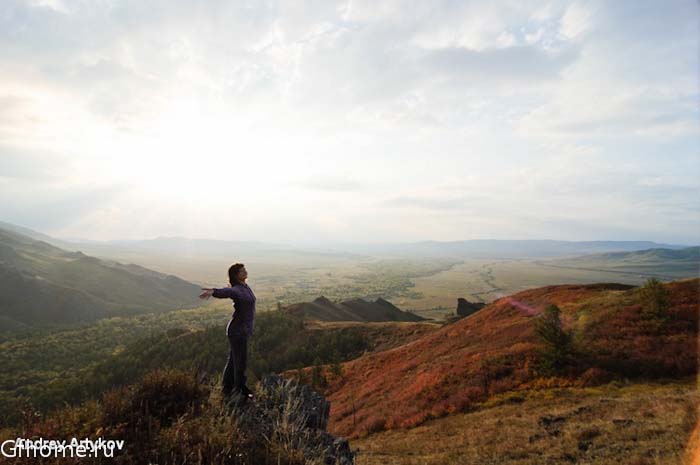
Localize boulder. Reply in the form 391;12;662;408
456;297;486;317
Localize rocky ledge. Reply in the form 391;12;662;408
224;373;356;465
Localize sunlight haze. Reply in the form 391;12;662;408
1;0;698;246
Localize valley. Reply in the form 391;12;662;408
0;223;697;464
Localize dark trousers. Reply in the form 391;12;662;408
222;332;248;394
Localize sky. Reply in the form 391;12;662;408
0;0;698;246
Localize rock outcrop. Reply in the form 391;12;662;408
456;297;486;317
283;295;425;322
226;374;356;465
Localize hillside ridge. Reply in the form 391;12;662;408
293;278;698;438
0;225;202;329
283;295;426;322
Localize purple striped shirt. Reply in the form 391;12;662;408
212;282;256;337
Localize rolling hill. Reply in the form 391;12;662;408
283;295;426;322
0;226;202;330
295;278;698;438
320;239;691;258
536;246;700;280
593;246;700;262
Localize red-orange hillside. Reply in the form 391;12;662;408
306;279;698;438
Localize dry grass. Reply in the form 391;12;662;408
303;320;441;353
305;279;697;438
0;369;345;465
352;380;699;465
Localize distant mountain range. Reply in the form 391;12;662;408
1;221;693;260
320;239;693;258
61;238;694;260
0;225;202;331
0;221;361;262
570;246;699;262
283;295;425;322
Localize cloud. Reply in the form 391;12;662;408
294;176;364;192
423;43;580;83
0;0;697;244
0;177;130;230
558;2;594;40
0;145;73;180
517;0;699;139
381;193;495;213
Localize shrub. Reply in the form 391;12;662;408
330;360;343;379
5;370;349;465
310;358;327;389
101;367;208;445
637;278;671;319
533;304;575;376
578;367;613;387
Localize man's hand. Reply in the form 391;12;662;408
199;288;214;299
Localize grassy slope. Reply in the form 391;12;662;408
304;320;440;353
0;304;439;426
353;380;699;465
537;246;700;280
0;227;202;328
0;368;344;465
297;278;698;438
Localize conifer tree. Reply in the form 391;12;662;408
534;304;574;375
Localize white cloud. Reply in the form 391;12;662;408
0;0;697;244
558;2;593;40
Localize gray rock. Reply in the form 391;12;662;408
226;373;356;464
456;298;486;317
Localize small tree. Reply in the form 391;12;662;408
329;350;343;379
296;366;307;384
533;304;574;375
638;277;670;319
330;359;343;379
311;357;327;388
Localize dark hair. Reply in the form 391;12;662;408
228;263;245;285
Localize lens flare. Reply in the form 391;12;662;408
504;297;540;316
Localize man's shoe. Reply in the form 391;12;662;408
241;385;254;399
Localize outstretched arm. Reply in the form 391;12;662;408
200;287;235;299
199;288;214;299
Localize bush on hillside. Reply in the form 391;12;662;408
637;277;671;319
2;368;355;465
533;304;576;376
